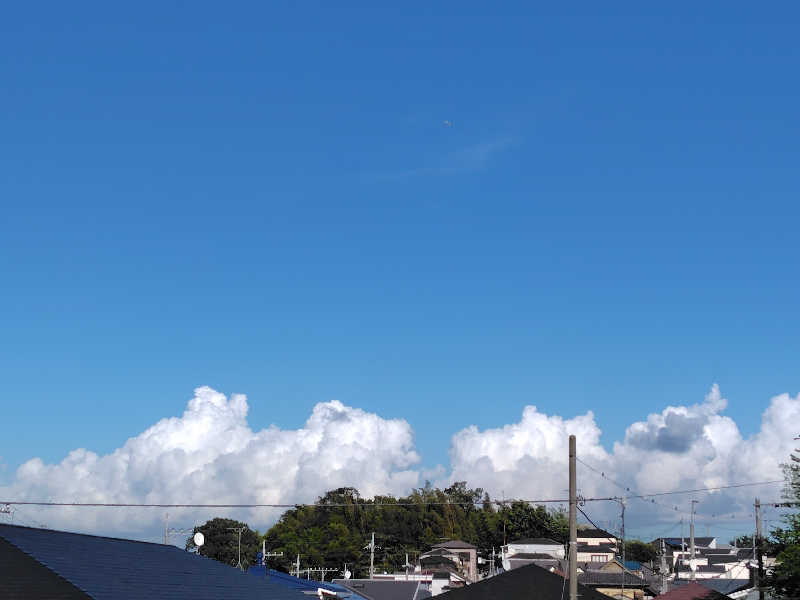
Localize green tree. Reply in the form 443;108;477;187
729;535;754;548
621;540;657;564
186;517;260;569
260;484;568;577
767;437;800;599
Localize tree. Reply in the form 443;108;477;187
186;517;260;569
621;540;657;564
766;436;800;599
729;535;754;549
261;484;568;577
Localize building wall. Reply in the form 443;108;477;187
504;542;565;559
595;587;644;600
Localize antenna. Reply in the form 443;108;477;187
227;526;247;571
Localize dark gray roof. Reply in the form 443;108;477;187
510;538;561;545
675;564;726;573
433;540;477;550
705;554;740;564
0;524;306;600
438;564;612;600
669;579;751;596
578;571;649;587
0;535;92;600
334;579;429;600
577;529;616;539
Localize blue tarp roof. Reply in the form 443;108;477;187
0;523;307;600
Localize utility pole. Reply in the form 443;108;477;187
366;532;379;579
690;500;698;582
295;554;301;577
755;498;764;600
164;513;169;545
660;538;669;594
680;517;685;574
611;498;626;599
569;435;577;600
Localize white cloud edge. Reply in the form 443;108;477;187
1;384;797;541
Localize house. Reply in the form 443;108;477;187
578;568;653;600
437;563;614;600
654;581;735;600
420;540;478;583
668;579;753;599
577;529;618;564
332;578;433;600
578;529;618;546
501;537;565;571
0;523;308;600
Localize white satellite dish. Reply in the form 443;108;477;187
193;532;205;547
344;570;352;580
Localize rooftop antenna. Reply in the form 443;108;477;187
227;526;247;571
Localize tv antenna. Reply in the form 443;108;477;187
227;526;247;570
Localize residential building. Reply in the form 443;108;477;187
577;529;618;564
333;578;433;600
437;563;614;600
654;581;735;600
421;540;478;583
501;537;565;571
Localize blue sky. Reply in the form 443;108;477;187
1;2;799;535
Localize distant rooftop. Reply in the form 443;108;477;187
509;538;561;545
432;540;477;550
577;528;616;539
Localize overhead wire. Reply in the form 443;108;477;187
1;479;783;510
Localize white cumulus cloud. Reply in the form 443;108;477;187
442;385;800;535
0;387;420;538
2;384;798;542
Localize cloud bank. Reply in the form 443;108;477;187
2;385;798;540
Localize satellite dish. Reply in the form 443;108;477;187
193;532;205;547
344;570;352;579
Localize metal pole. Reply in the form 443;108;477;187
621;500;626;599
690;500;697;582
755;498;764;600
370;532;375;580
569;435;577;600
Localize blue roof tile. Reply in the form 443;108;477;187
0;524;308;600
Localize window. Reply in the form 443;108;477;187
591;555;607;562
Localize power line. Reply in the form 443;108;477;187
576;504;610;535
624;480;783;500
0;480;783;510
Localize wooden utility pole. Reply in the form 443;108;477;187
569;435;577;600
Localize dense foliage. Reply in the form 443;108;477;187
186;517;261;569
620;540;657;564
767;440;800;599
261;482;569;577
